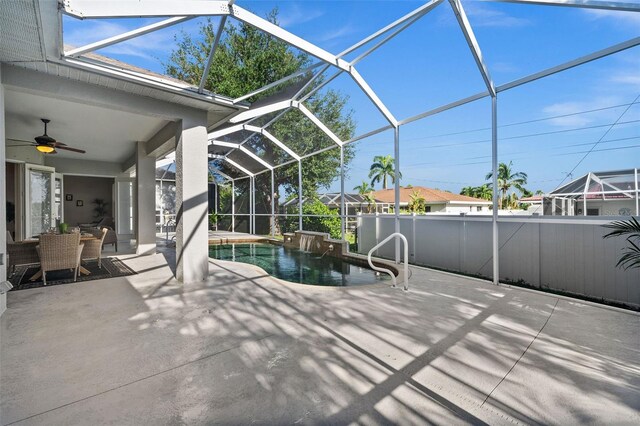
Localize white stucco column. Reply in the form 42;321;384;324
175;115;209;283
0;69;8;316
135;141;157;255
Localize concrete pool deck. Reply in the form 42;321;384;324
1;247;639;425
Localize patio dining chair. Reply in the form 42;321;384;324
36;233;84;285
82;227;108;268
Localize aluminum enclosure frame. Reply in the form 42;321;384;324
60;0;640;286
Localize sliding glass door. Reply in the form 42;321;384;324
25;165;56;238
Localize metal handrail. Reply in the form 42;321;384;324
367;232;409;291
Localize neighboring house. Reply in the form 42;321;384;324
544;169;639;216
281;193;390;231
518;196;543;215
372;186;491;214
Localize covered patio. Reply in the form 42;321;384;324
2;0;640;424
2;248;638;424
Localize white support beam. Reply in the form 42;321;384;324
64;17;193;58
449;0;496;97
209;165;233;182
229;100;293;123
239;145;274;170
198;14;230;93
338;0;445;58
486;0;640;12
225;157;254;177
234;62;325;104
209;124;246;139
210;140;240;149
349;67;397;126
497;36;640;92
350;0;443;66
399;91;489;126
229;4;351;72
62;0;231;18
297;68;342;103
260;129;301;161
296;102;343;146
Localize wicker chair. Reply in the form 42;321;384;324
7;241;40;276
36;233;84;285
82;228;108;268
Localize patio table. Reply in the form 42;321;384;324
25;235;100;281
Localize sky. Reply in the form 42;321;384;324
63;0;640;195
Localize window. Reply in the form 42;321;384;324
587;208;599;216
477;206;482;212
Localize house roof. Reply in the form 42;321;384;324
372;186;491;204
519;196;543;203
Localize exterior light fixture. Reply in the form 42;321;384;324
36;145;55;154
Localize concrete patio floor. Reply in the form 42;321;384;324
1;246;639;425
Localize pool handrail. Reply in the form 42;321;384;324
367;232;409;291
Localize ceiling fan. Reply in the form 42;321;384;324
8;118;86;154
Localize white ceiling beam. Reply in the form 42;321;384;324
229;4;351;72
64;17;193;58
485;0;640;12
209;123;246;139
229;100;293;123
208;163;234;181
297;68;342;102
239;146;274;170
497;36;640;92
234;62;325;104
349;67;397;126
210;140;240;148
296;102;343;146
256;128;301;161
399;91;490;126
225;157;254;177
338;0;445;59
198;15;230;93
62;0;231;18
448;0;496;97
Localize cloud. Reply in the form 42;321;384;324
542;96;627;127
277;3;324;28
445;2;531;28
583;9;640;28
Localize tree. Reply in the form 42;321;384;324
408;190;426;213
354;181;376;213
354;181;373;194
369;155;401;189
166;10;355;233
485;161;528;209
460;184;492;201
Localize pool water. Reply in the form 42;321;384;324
209;243;390;287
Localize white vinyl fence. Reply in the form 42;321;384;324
357;214;640;308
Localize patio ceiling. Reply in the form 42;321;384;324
4;89;169;163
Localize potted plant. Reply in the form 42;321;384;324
58;222;69;234
92;198;108;218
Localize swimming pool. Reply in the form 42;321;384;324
209;243;390;287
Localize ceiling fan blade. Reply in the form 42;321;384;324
7;138;36;144
52;141;67;147
56;145;86;154
7;143;35;147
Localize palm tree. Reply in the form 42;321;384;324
354;181;375;213
460;186;475;197
603;217;640;270
353;181;373;194
486;161;528;209
369;155;401;189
